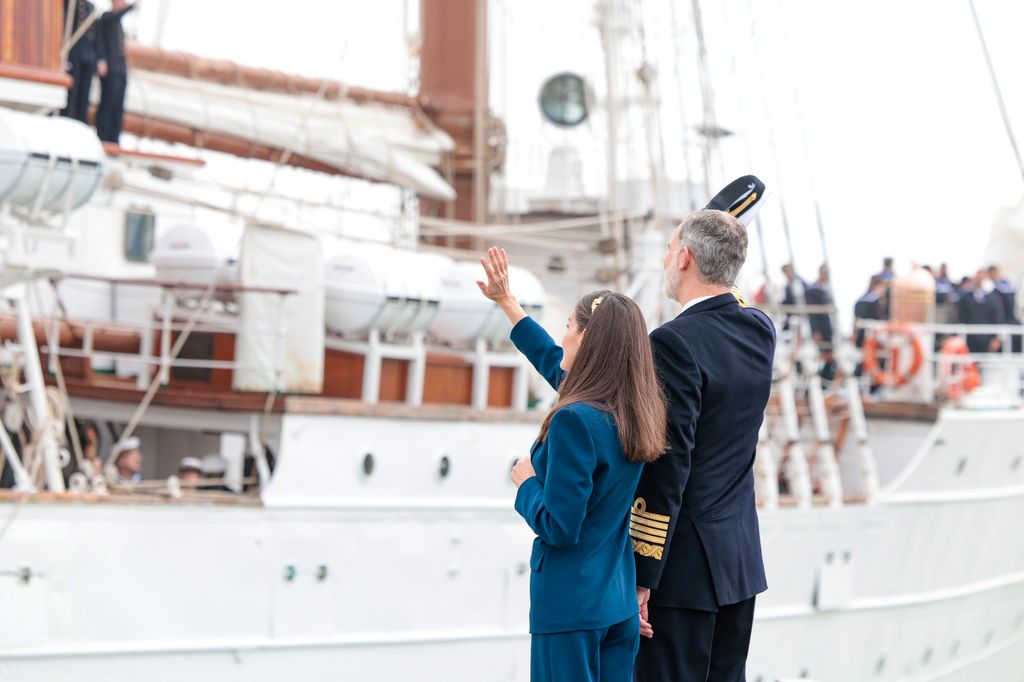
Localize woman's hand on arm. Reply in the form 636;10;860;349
476;247;527;326
510;456;536;487
513;408;595;548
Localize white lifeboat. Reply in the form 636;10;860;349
0;108;104;211
431;262;546;346
325;247;450;338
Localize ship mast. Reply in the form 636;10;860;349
419;0;494;244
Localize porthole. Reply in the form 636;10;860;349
439;455;451;479
954;458;967;476
362;452;375;477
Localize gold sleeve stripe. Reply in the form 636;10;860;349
632;509;671;523
629;527;667;545
632;539;663;560
629;515;669;531
631;498;671;523
630;521;667;538
728;191;758;217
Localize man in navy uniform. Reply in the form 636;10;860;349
854;276;887;348
634;207;775;681
958;271;1005;354
61;0;103;123
987;265;1020;351
96;0;138;144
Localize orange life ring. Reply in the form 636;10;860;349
862;323;924;387
938;336;981;400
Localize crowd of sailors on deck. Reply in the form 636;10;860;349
60;0;137;145
774;257;1020;358
0;418;268;494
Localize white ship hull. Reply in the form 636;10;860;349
0;405;1021;681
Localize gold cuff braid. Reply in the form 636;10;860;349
632;539;663;560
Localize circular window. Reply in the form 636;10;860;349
539;73;589;127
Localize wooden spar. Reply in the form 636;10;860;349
115;111;358;179
125;42;422;111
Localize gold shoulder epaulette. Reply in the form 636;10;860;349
731;286;749;308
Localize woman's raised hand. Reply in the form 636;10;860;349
476;247;513;303
477;246;528;325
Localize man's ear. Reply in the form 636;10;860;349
678;246;691;272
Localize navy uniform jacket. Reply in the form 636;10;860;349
98;4;137;74
633;293;775;611
804;282;833;343
65;0;102;65
853;291;884;347
958;289;1005;354
510;316;643;634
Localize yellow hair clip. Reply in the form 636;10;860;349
591;296;604;313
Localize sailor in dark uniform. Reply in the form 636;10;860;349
934;263;958;305
634;179;775;681
779;263;807;331
853;276;886;348
958;274;1004;354
61;0;103;123
987;265;1020;351
96;0;138;144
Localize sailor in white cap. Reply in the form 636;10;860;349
178;456;203;489
110;436;143;484
200;455;231;492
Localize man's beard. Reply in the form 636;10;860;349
663;263;679;300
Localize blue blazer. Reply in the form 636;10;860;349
633;293;775;611
510;316;643;634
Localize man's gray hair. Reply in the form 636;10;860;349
676;209;748;286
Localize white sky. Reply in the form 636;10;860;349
120;0;1024;323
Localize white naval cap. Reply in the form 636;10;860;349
178;456;203;473
200;455;227;475
110;436;141;461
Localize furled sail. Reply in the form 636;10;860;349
121;45;456;200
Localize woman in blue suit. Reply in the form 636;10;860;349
477;248;667;682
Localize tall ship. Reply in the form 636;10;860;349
0;1;1021;680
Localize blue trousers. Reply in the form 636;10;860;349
531;615;639;682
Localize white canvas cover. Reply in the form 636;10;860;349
233;224;324;393
123;70;456;200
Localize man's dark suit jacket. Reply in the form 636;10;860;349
633;292;775;611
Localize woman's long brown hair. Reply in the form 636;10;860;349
538;291;667;463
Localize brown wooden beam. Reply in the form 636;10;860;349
125;42;421;110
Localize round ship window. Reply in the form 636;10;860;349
539;73;589;127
